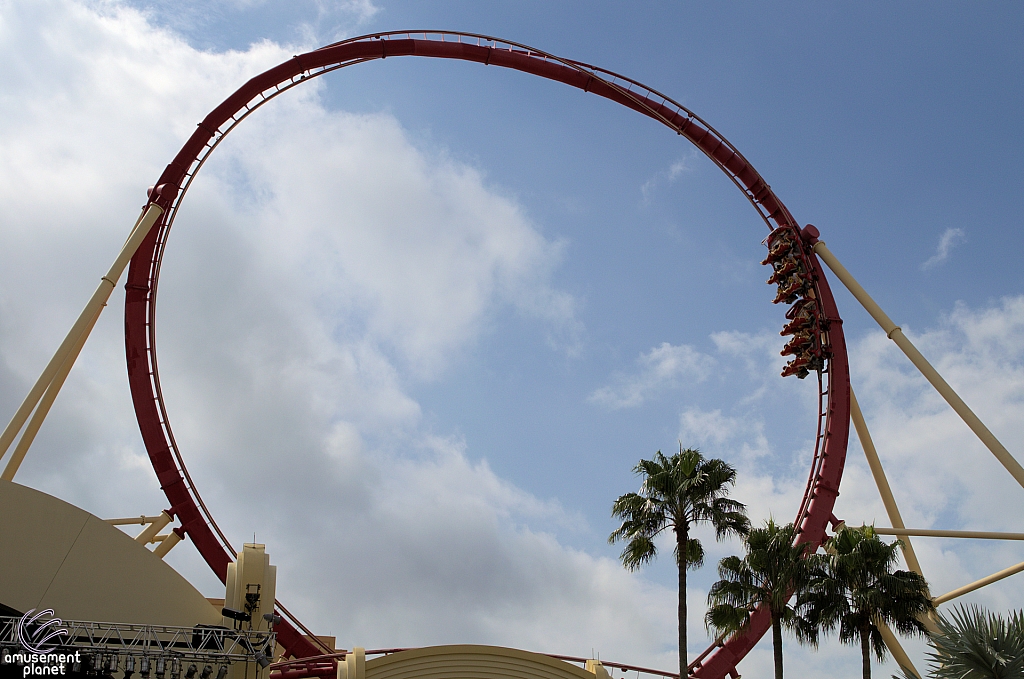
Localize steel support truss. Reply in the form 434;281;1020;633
0;616;274;671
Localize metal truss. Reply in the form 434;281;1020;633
0;616;274;668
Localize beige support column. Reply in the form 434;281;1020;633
850;388;925;576
934;559;1024;605
1;306;102;480
815;241;1024;490
152;530;182;558
0;203;163;479
345;648;365;679
875;618;922;679
106;515;165;526
136;511;173;544
850;387;939;634
874;527;1024;541
585;660;611;679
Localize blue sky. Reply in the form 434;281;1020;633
1;2;1023;677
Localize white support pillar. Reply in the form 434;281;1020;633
934;559;1024;605
152;530;182;558
814;240;1024;490
874;527;1024;541
850;387;939;634
0;203;164;480
850;388;925;576
136;511;173;544
876;618;922;679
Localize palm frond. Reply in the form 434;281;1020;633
925;604;1024;679
675;537;705;571
706;603;751;635
610;446;748;574
706;520;813;640
617;534;657;571
803;524;934;672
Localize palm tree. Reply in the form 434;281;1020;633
892;604;1024;679
705;519;817;679
609;446;749;679
802;525;933;679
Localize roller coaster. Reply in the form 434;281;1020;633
2;31;1022;679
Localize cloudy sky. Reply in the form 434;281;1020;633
2;1;1023;677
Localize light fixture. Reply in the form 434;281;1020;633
201;665;213;679
221;607;251;623
184;663;198;679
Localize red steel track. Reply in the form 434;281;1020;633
124;31;850;678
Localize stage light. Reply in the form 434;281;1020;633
201;665;213;679
215;666;228;679
221;607;251;623
184;663;197;679
262;613;282;626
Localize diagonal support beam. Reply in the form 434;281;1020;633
875;618;922;679
934;559;1024;605
815;240;1024;490
850;388;925;576
0;203;163;480
874;527;1024;541
849;387;939;636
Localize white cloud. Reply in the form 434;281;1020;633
640;152;696;204
294;0;381;46
268;437;676;657
678;407;771;461
189;101;579;379
921;227;966;270
589;342;714;409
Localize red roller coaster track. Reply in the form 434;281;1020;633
123;31;850;678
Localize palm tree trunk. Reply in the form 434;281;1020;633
860;627;871;679
771;611;784;679
677;526;687;679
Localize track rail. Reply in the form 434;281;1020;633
124;30;850;676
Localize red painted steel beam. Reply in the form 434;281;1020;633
125;32;850;674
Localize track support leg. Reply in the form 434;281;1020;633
0;203;163;480
814;240;1024;490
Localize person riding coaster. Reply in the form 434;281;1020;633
781;331;817;356
773;273;810;304
767;255;804;284
781;302;818;335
